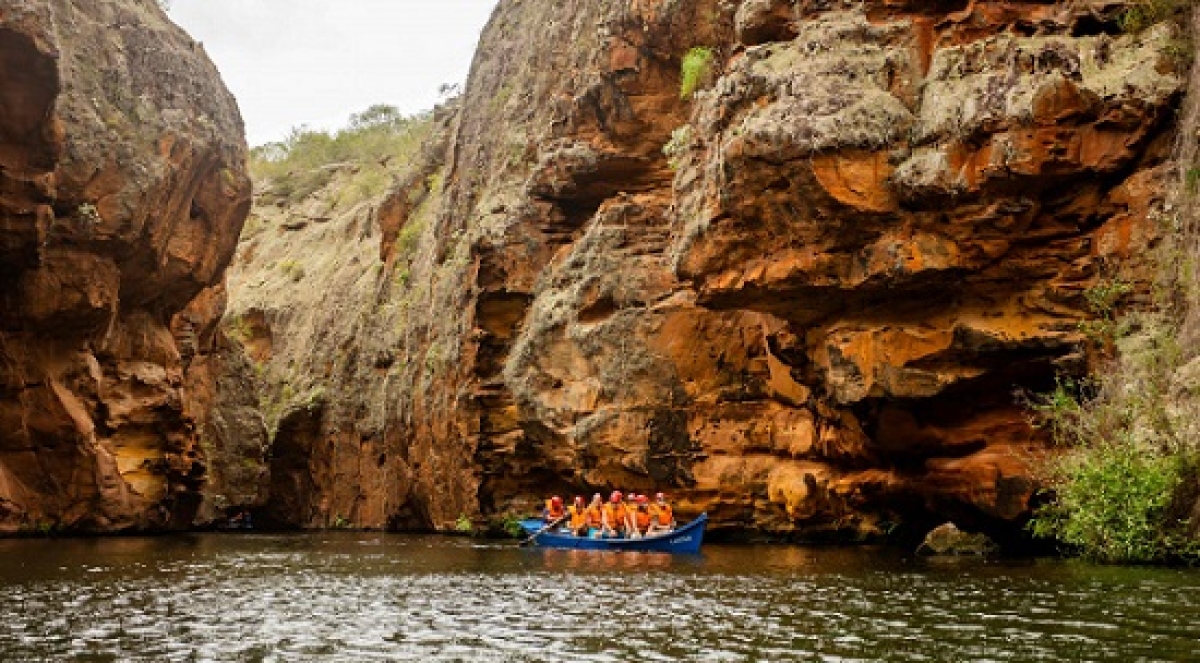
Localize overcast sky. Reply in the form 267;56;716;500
166;1;499;146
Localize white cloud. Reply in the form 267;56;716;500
167;0;498;145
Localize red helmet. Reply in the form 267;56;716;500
551;496;563;507
610;491;622;503
574;496;585;505
637;495;649;504
655;492;665;501
625;492;637;501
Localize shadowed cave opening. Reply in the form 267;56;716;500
0;26;60;289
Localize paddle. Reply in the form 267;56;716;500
519;515;567;547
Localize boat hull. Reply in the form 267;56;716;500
519;513;707;553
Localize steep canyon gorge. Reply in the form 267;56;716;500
1;0;1191;543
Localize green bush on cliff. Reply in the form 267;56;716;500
1118;0;1195;67
680;47;715;100
1029;376;1199;563
1119;0;1192;34
1030;441;1195;563
251;104;433;205
1029;312;1200;564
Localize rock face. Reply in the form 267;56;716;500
439;0;1180;539
222;110;466;530
228;0;1184;540
662;3;1182;537
0;0;256;533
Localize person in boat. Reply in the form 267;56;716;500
543;495;566;525
585;493;604;535
623;492;642;538
226;510;252;530
566;496;589;536
601;491;627;538
631;494;653;538
585;493;605;538
647;492;675;535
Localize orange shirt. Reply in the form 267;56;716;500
545;500;566;521
635;507;651;530
651;503;673;525
568;505;587;529
585;504;604;527
603;503;627;530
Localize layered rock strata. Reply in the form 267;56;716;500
231;0;1184;540
0;0;256;533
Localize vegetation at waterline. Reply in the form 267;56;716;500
455;514;473;533
1028;373;1200;564
251;104;434;206
1028;230;1200;564
1027;7;1200;564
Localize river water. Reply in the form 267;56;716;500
0;533;1197;662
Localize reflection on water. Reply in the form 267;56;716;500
1;533;1198;661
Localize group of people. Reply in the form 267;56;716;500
542;491;676;539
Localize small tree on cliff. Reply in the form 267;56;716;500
348;104;408;133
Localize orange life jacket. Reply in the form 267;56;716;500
651;503;673;526
568;505;587;529
585;504;604;528
545;499;566;521
635;506;651;530
603;503;627;530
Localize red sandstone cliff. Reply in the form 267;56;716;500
229;0;1186;540
0;0;258;533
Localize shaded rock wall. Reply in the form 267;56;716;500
0;0;256;533
223;115;452;529
225;0;1185;540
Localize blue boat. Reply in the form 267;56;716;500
518;513;707;553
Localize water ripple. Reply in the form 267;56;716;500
0;535;1198;661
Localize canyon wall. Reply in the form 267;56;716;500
0;0;257;533
231;0;1186;540
222;113;455;529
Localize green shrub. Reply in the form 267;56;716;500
251;105;434;205
225;314;254;342
680;47;715;100
1186;166;1200;195
484;514;526;538
278;259;305;282
1118;0;1191;33
1028;323;1200;563
1084;279;1133;320
455;514;473;533
1030;432;1197;563
394;217;426;262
